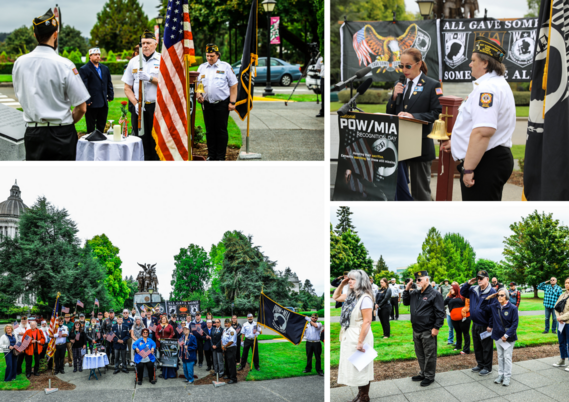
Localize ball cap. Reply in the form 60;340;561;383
206;43;219;53
79;313;85;317
89;48;101;55
142;29;156;40
108;309;114;313
473;36;506;63
311;313;319;319
414;270;429;279
247;313;253;318
33;9;58;37
510;282;517;286
123;309;129;313
477;270;490;279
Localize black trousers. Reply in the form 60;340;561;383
391;297;399;319
413;330;438;380
136;361;155;382
24;124;78;161
452;317;471;353
305;341;322;371
202;98;230;160
241;338;260;369
204;349;213;368
224;346;237;382
25;351;41;375
16;351;25;374
235;335;241;362
318;77;324;115
54;343;67;372
85;105;109;133
472;323;493;371
106;340;114;363
131;102;159;161
378;304;391;337
458;146;514;201
196;339;204;364
114;348;127;369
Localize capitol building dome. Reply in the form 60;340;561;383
0;180;28;238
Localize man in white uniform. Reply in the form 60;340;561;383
303;313;323;376
122;30;161;160
222;318;238;384
390;278;401;320
315;55;324;117
239;313;262;371
13;8;89;160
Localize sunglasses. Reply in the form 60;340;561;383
477;277;485;281
403;61;420;70
416;278;425;283
497;294;506;298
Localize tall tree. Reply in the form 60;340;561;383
525;0;540;17
123;275;139;309
170;244;212;300
209;240;226;293
416;227;448;283
335;206;356;234
5;26;36;56
501;210;569;297
341;229;373;275
330;223;352;277
444;233;476;279
375;255;389;273
59;24;88;54
87;234;130;310
90;0;149;52
473;259;499;282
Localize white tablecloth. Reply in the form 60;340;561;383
76;135;144;161
82;353;109;369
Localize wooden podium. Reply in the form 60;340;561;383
397;115;428;161
188;71;206;161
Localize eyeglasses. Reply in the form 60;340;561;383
416;278;424;283
477;277;484;281
497;294;506;298
403;61;420;70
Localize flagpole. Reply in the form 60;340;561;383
185;55;193;161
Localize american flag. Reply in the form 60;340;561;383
13;321;19;331
46;293;60;360
17;335;31;352
106;332;116;342
138;346;151;359
353;27;375;66
77;300;84;308
178;337;184;347
152;0;196;161
61;306;69;314
190;324;195;332
197;325;203;335
140;306;145;312
94;299;99;307
75;332;80;341
343;136;374;196
176;324;183;334
148;323;157;332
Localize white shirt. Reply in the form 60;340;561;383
451;71;515;160
390;283;401;297
222;326;237;347
403;72;422;102
13;46;90;124
360;294;374;310
371;283;379;299
304;317;322;341
315;57;325;76
241;321;262;339
196;60;238;103
121;52;162;102
54;325;68;345
13;323;31;342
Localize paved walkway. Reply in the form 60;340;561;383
331;356;568;402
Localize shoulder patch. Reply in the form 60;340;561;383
72;68;79;75
436;88;443;95
479;93;494;108
230;331;235;336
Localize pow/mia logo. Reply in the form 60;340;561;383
479;93;494;108
46;20;51;26
272;305;290;333
507;30;535;68
444;32;470;69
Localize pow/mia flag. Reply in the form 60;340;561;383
258;292;308;345
524;0;569;200
235;0;258;120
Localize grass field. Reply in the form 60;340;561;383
330;314;555;368
0;354;35;390
245;340;325;381
265;93;318;102
73;97;242;148
0;74;12;82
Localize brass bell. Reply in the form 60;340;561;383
427;114;450;141
196;81;205;94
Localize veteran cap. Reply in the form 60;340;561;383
473;36;506;63
142;29;156;40
414;270;429;279
311;313;319;319
206;43;219;53
33;9;58;37
89;48;101;55
477;270;490;279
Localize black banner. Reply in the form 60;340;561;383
158;339;179;368
135;302;167;317
258;293;308;345
166;301;201;318
333;112;399;201
235;0;257;120
341;20;439;83
440;18;538;82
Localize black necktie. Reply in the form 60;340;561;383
403;80;414;110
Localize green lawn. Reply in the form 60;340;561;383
74;97;242;148
245;340;325;381
265;93;318;102
330;314;555;368
0;354;33;390
0;74;12;82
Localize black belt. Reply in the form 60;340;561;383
27;122;72;127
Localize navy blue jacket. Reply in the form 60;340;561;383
460;282;496;327
79;61;114;108
211;327;223;350
202;326;214;351
180;333;198;363
191;320;207;344
111;323;131;350
480;298;519;342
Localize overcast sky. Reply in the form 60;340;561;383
1;166;326;297
404;0;528;19
1;0;160;37
330;203;569;273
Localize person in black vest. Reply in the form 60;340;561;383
112;316;130;374
386;48;443;201
79;48;114;133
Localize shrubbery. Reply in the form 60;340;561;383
338;88;390;104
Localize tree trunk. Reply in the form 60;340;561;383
533;284;538;298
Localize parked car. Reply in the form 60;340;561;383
284;306;297;312
231;57;302;87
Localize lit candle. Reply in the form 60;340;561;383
113;125;121;142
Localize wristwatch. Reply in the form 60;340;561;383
230;101;236;105
462;166;474;175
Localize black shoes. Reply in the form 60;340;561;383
317;370;324;376
411;375;425;382
34;373;40;376
206;367;211;371
158;374;164;378
150;380;156;384
122;368;128;373
542;331;549;334
238;366;245;371
73;368;77;373
54;371;59;375
420;379;435;387
479;369;491;376
303;369;311;373
78;368;83;372
255;368;260;371
471;366;482;372
137;381;142;385
223;376;229;380
60;370;65;374
26;374;31;378
315;114;324;118
228;380;237;384
113;370;120;374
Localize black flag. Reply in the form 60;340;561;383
235;0;258;120
258;293;308;345
524;0;569;200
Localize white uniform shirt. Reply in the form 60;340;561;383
304;317;322;341
196;60;238;103
13;323;31;342
451;71;515;161
222;326;237;347
121;52;162;103
390;283;401;298
13;46;90;124
315;57;325;76
371;283;379;299
241;321;262;339
54;325;69;345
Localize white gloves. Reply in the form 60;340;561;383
135;103;145;115
138;71;151;82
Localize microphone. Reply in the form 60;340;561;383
337;78;373;116
395;75;406;106
331;66;372;92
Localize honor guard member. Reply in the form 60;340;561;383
121;309;134;366
101;309;117;365
222;318;238;384
196;44;238;161
13;9;89;160
112;316;130;374
442;37;515;201
122;29;161;160
304;313;324;376
402;271;445;387
239;313;262;371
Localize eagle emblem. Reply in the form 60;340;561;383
353;24;418;73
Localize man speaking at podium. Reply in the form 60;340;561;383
386;48;443;201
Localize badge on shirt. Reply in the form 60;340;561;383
230;331;234;336
201;75;205;79
415;86;424;92
504;312;509;316
479;93;494;108
72;68;79;75
436;88;443;95
216;70;225;74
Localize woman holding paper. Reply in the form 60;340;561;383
0;324;17;382
553;277;569;369
70;321;87;373
133;328;156;385
480;289;518;386
333;269;374;402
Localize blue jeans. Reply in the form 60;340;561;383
447;314;454;343
545;307;558;332
4;352;17;381
558;324;569;359
183;361;195;382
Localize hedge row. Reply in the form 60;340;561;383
0;56;204;75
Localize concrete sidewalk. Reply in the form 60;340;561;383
331;355;569;402
330;309;546;322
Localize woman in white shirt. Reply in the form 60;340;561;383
333;269;374;402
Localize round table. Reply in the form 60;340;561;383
82;353;109;380
76;135;144;161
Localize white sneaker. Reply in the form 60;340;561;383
554;359;567;367
564;367;569;372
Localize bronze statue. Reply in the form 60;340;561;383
463;0;479;19
136;263;158;292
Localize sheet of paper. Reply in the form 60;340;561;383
559;322;566;333
480;330;492;340
495;338;512;350
348;343;377;372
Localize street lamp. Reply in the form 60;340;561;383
416;0;435;19
148;287;154;295
262;0;277;97
155;14;164;50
